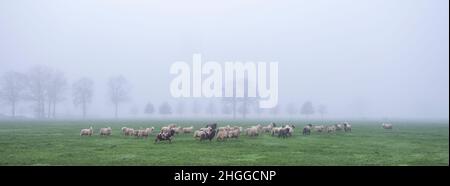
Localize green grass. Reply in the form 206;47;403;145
0;119;448;166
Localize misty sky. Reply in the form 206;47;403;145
0;0;448;119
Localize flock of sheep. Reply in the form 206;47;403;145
79;122;395;143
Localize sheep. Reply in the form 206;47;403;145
80;126;93;136
161;126;171;133
227;128;240;139
246;127;259;137
343;122;352;132
121;127;128;135
326;125;336;133
255;124;263;134
303;124;312;135
382;123;393;129
137;127;154;138
173;127;182;135
278;127;290;138
262;123;275;133
132;129;140;137
99;127;112;136
284;125;295;136
335;124;343;131
182;126;194;133
155;128;176;144
194;127;213;141
193;130;204;139
124;128;135;136
313;125;325;133
271;127;282;136
216;129;229;141
205;123;217;140
218;125;231;132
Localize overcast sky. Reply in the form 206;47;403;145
0;0;448;120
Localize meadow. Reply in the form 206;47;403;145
0;119;448;166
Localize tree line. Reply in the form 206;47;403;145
0;65;327;120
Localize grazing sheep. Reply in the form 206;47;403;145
80;126;93;136
343;122;352;132
99;127;112;136
382;123;393;129
182;126;194;133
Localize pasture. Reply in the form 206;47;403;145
0;120;448;166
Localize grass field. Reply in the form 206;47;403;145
0;119;448;166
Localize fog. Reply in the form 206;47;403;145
0;0;448;120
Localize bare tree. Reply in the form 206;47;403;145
26;66;52;118
46;70;67;118
300;101;315;119
318;104;327;121
72;77;94;119
108;75;130;119
0;71;26;117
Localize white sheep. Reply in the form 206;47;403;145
182;126;194;133
80;126;93;136
382;123;393;129
99;127;112;136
